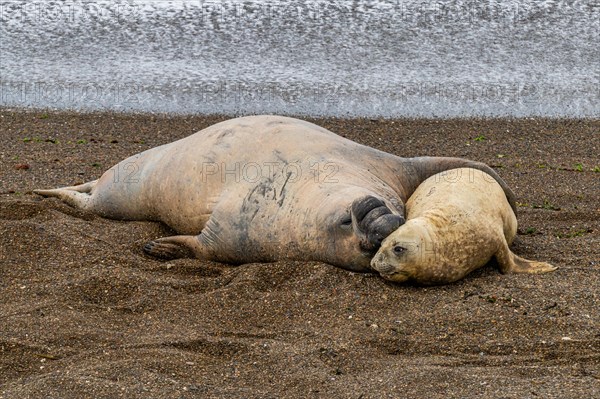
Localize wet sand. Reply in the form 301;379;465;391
0;110;599;398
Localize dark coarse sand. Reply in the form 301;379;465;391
0;110;599;399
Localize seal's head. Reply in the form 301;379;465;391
370;219;436;283
312;186;405;272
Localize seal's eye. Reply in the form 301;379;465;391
393;246;406;255
340;216;352;230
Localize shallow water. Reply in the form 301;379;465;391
1;0;598;117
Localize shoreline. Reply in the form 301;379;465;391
2;106;599;122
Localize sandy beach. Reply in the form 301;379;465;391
0;110;599;398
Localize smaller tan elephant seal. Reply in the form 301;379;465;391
371;168;557;285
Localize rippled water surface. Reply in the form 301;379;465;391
1;0;598;117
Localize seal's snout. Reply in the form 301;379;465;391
376;264;397;276
371;256;391;274
370;248;393;271
352;196;404;250
371;257;410;283
368;214;403;247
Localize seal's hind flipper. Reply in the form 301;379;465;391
33;180;98;209
495;242;557;274
144;235;209;260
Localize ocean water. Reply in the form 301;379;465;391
1;0;598;117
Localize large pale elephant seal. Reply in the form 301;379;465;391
371;167;557;284
35;115;517;272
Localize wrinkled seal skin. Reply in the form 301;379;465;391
35;116;517;272
371;168;557;284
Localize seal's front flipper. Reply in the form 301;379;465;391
144;235;209;260
34;180;98;209
495;243;557;274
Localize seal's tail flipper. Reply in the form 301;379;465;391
495;241;557;274
33;180;98;210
